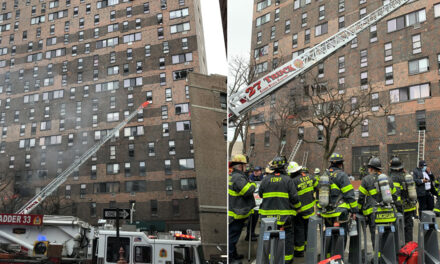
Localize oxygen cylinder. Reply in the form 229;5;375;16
404;173;417;201
319;174;330;208
378;174;393;204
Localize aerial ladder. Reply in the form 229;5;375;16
16;101;151;215
236;0;414;262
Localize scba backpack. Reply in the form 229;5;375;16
398;241;418;264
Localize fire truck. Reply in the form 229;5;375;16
0;102;212;264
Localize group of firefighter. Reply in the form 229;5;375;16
228;153;440;263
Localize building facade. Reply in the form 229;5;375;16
0;0;208;230
248;0;440;176
188;72;227;259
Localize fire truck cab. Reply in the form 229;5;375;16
95;230;204;264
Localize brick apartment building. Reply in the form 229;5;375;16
247;0;440;176
0;0;209;231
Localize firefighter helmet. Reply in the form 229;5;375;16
389;156;403;170
329;153;344;164
301;166;309;173
287;162;302;174
270;156;287;170
314;168;321;174
230;154;248;166
368;157;382;170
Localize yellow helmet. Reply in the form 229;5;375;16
230;154;248;165
287;161;302;174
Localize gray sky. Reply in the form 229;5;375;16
200;0;227;75
228;0;254;62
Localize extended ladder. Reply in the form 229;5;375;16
302;152;309;167
417;130;425;161
228;0;410;120
279;140;286;155
247;145;254;158
16;101;151;215
288;139;303;163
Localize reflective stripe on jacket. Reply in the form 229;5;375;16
228;169;256;223
258;172;300;225
358;173;400;223
292;173;316;219
319;167;358;218
389;170;416;213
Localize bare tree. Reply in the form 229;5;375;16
36;189;76;215
0;178;22;213
228;56;257;157
260;89;300;154
293;72;391;167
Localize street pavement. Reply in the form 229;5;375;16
234;216;440;264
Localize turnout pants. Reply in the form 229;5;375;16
404;210;415;243
293;215;309;253
418;194;434;217
228;219;246;257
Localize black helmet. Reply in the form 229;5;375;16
329;153;344;164
389;156;403;170
368;157;382;170
271;156;287;170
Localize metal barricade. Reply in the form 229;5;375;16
256;218;285;264
418;211;440;264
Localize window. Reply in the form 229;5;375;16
360;49;368;67
126;181;146;192
254;45;268;58
170;22;190;34
416;110;426;130
170;7;189;19
157;27;164;39
123;32;142;43
144;2;150;13
274;8;280;21
165;88;172;101
359;7;366;18
294;0;311;9
338;77;345;93
435;3;440;18
387;115;396;135
172;53;193;64
256;13;270;27
317;125;323;141
371;93;379;111
107;66;119;75
361;119;369;137
124;126;144;137
319;5;325;20
385;66;393;85
123;77;143;88
255;62;268;75
318;63;324;78
168;140;176;155
176;120;191;132
151;200;158;215
107;112;119;122
285;20;290;33
180;178;196;190
351;37;358;48
387;9;426;32
107;163;120;174
412;34;421;54
173;68;192;80
257;0;271;11
147;142;155;156
175;103;189;114
384;42;392;61
408;57;429;75
264;131;270;147
305;29;310;43
182;38;188;49
390;83;430;103
94;182;120;194
339;16;345;29
315;22;328;36
292;34;298;48
270;26;275;39
146;91;153;103
370;25;377;42
360;71;368;89
145;45;151;56
338;56;345;73
96;37;119;49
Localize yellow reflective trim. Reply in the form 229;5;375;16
397;196;401;201
302;211;315;219
394;182;402;188
434;208;440;212
331;184;340;190
359;186;368;195
350;201;358;209
363;207;373;215
259;209;297;216
228;209;253;220
300;200;316;211
341;184;353;193
391;187;397;194
294;202;301;209
294;245;305;251
338;203;350;209
404;207;417;212
262;192;289;198
298;186;314;196
228;182;256;196
369;188;378;195
321;211;342;218
313;180;319;187
375;218;396;223
285;254;293;261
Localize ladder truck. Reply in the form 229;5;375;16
0;101;210;264
234;0;417;263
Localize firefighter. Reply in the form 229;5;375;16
358;157;401;248
389;156;417;243
259;156;300;264
228;154;256;261
317;153;358;227
287;161;315;258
